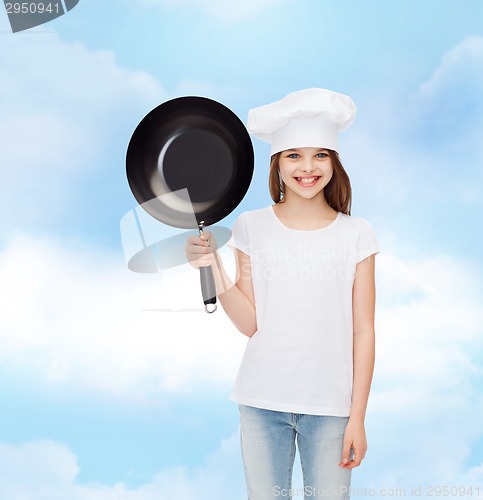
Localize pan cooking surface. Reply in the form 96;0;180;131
160;127;233;203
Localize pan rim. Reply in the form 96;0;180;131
126;96;254;229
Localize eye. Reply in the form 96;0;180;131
316;152;329;159
286;153;300;159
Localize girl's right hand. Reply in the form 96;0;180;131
185;231;218;269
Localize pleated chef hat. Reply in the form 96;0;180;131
248;88;357;155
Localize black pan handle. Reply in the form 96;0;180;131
199;222;217;313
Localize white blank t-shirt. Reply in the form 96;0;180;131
226;205;380;416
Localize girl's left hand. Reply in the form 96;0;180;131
339;420;367;469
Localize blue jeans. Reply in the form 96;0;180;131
239;404;352;499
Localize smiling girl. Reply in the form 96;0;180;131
185;88;379;499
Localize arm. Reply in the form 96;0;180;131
339;253;376;469
212;246;257;337
186;232;257;338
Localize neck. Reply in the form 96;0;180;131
280;191;335;217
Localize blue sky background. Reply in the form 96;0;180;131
1;0;483;498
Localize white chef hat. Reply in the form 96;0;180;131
247;88;357;155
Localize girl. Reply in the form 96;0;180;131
185;88;379;499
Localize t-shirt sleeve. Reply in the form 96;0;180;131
356;218;380;263
227;212;251;255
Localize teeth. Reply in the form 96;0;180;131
296;176;319;184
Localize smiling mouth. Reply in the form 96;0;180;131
294;176;320;186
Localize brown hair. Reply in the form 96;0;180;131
268;149;352;215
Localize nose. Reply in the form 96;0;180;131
301;158;316;173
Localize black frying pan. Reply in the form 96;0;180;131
126;96;254;313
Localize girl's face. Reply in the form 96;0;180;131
278;147;334;201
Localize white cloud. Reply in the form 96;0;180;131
460;462;483;487
1;11;481;500
0;435;246;499
373;251;483;400
0;232;246;400
0;441;79;499
341;39;481;208
134;0;284;22
361;251;483;490
417;35;483;105
409;35;483;157
344;36;483;212
0;230;482;494
0;31;166;233
0;31;164;117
